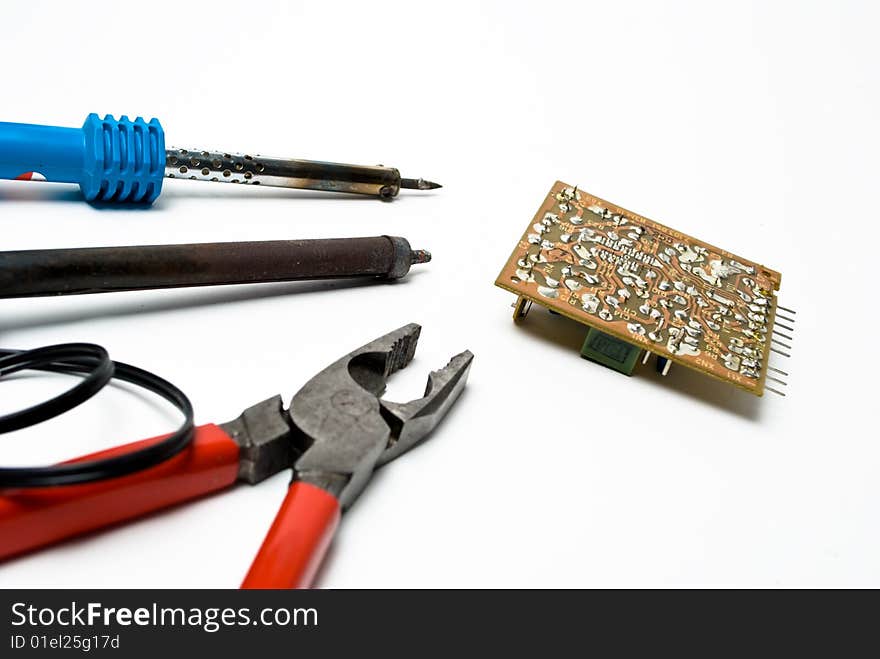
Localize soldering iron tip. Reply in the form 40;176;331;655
401;177;442;191
411;249;432;265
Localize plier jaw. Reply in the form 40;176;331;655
220;323;473;505
288;323;472;510
377;348;473;468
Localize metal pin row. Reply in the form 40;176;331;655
766;303;796;396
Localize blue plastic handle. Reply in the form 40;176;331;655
0;114;165;204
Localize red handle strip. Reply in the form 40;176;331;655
0;424;240;562
241;481;340;589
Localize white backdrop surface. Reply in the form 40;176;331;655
0;1;876;587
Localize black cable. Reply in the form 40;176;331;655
0;343;114;433
0;343;194;488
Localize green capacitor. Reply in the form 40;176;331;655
580;328;642;375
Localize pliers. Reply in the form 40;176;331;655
0;323;472;588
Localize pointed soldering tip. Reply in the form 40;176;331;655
400;177;442;191
410;249;432;265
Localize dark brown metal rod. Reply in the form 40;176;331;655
0;236;430;299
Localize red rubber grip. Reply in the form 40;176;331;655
241;481;340;589
0;424;240;561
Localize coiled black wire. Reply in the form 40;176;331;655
0;343;194;488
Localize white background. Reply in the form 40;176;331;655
0;1;877;587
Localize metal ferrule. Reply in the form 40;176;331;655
220;396;294;485
165;148;402;199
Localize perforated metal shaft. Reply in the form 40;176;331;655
165;148;440;199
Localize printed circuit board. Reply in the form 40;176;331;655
495;181;786;395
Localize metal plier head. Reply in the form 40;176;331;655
287;323;472;510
